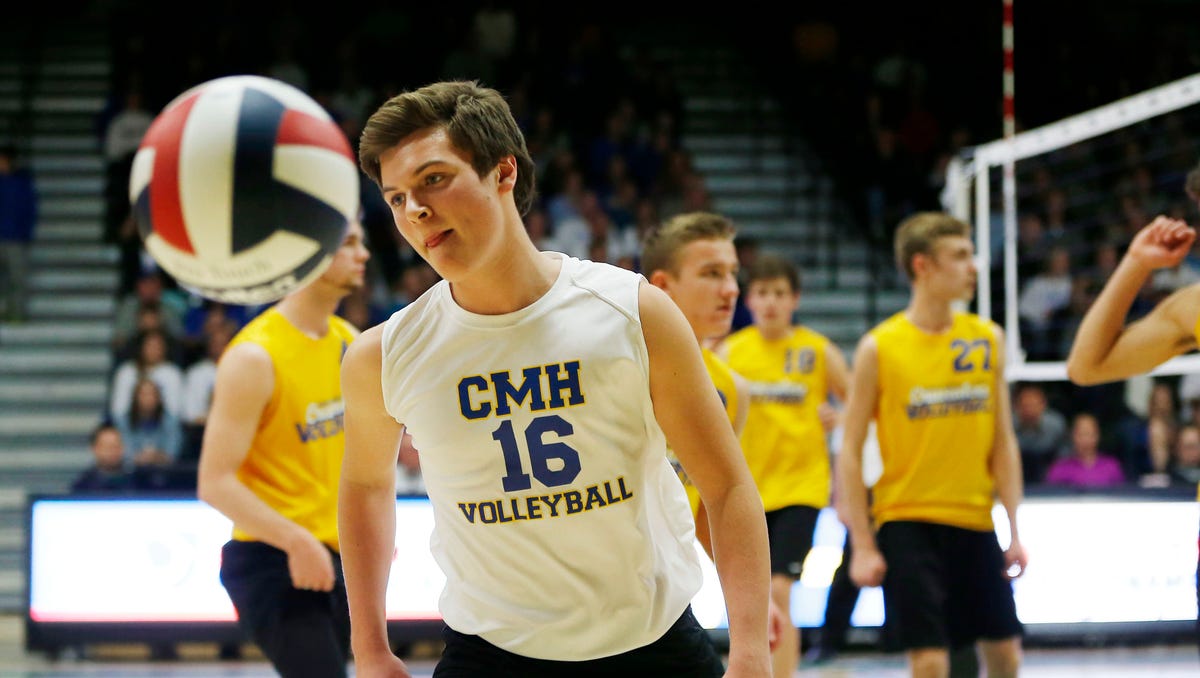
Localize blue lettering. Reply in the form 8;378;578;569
458;376;491;420
492;367;546;415
545;361;585;408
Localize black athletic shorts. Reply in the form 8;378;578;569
219;539;349;637
765;505;820;579
876;520;1023;651
433;605;724;678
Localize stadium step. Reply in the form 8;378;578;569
639;27;906;362
0;23;114;616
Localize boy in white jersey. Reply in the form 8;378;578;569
837;212;1026;678
341;80;772;677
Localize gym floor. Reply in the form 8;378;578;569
1;615;1196;677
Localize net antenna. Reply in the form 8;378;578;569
945;68;1200;382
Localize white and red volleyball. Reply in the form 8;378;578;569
129;75;359;305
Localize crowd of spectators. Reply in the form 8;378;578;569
74;5;715;495
65;4;1200;499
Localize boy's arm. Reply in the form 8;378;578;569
640;282;771;676
990;325;1028;578
1067;216;1198;384
338;326;411;675
836;334;886;588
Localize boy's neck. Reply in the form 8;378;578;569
905;290;957;333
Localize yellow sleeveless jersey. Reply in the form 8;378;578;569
870;311;997;532
670;347;741;518
226;308;359;551
723;325;831;511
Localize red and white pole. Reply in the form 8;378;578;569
1001;0;1022;365
1002;0;1015;139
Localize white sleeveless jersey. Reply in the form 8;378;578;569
380;254;702;661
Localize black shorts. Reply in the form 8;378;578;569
433;605;724;678
764;505;820;578
219;539;349;637
876;521;1023;651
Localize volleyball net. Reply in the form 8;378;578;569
944;72;1200;382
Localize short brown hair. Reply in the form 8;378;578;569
893;211;971;280
358;80;537;216
745;252;801;292
640;211;737;277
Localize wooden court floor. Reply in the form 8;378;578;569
1;615;1197;677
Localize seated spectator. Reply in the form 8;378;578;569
179;299;248;364
1171;423;1200;486
111;269;186;353
115;377;183;467
180;319;236;462
1045;412;1127;488
1012;382;1067;484
1115;379;1179;480
1018;245;1072;361
111;301;187;366
71;423;138;493
109;328;185;421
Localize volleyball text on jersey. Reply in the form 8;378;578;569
457;477;635;525
295;397;345;442
905;383;991;420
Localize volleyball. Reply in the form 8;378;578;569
128;75;359;305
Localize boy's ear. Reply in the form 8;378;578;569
496;155;518;191
647;269;670;290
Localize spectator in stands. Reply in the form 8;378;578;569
112;269;187;357
1117;380;1180;481
1051;276;1101;360
109;327;185;421
1185;160;1200;216
115;377;183;467
525;104;572;184
1012;382;1068;484
0;143;38;323
180;318;236;462
1170;423;1200;486
523;206;557;252
470;0;518;83
100;85;154;298
111;300;187;367
179;299;249;364
653;147;701;220
102;85;154;173
71;423;138;493
1016;211;1050;282
1045;412;1126;488
543;166;592;258
1018;245;1073;361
